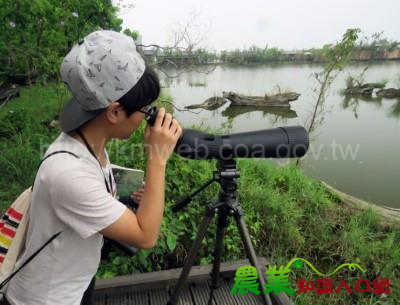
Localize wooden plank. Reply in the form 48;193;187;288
128;288;149;305
207;278;263;305
189;281;211;305
209;278;241;305
175;284;194;305
95;287;148;305
95;257;269;292
149;287;169;305
94;291;106;305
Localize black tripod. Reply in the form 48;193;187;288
166;159;272;305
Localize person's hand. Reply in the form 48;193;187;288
143;107;182;165
131;183;145;204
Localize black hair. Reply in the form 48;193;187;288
117;65;160;116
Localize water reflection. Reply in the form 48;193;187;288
222;105;297;119
341;95;400;120
388;99;400;119
341;95;383;119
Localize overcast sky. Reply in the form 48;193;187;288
119;0;400;51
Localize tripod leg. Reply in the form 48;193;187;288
207;210;229;305
167;209;214;305
235;216;273;305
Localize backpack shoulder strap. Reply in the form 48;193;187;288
31;150;80;190
0;232;61;290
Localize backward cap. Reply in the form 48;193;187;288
60;30;145;111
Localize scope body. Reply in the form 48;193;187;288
173;127;309;160
144;106;309;160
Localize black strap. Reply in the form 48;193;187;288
75;130;137;257
76;130;113;195
0;232;61;290
0;150;79;290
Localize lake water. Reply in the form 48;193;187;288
159;62;400;208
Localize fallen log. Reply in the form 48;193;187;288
185;96;228;110
361;82;385;89
222;91;300;107
322;181;400;224
376;88;400;98
344;87;374;96
344;83;385;97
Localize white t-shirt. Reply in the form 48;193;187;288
6;132;126;305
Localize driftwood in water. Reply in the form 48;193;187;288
185;96;228;110
222;105;297;119
344;83;385;97
222;91;300;107
376;88;400;98
322;181;400;224
185;90;300;110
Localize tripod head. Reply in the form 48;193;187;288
172;158;242;213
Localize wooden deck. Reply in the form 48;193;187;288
94;257;292;305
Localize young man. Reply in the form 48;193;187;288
4;30;182;305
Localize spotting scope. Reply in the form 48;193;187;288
144;106;309;160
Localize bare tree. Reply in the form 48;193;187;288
136;9;216;85
168;10;211;53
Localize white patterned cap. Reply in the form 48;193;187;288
59;30;145;132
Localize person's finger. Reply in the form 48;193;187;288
174;124;182;138
132;193;141;200
170;118;178;132
162;113;173;130
154;107;165;128
144;124;151;136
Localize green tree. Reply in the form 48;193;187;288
123;28;139;41
0;0;123;83
308;29;360;133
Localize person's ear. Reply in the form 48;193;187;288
105;102;124;124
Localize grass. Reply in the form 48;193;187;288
0;82;69;206
0;83;399;305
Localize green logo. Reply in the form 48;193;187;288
231;258;368;296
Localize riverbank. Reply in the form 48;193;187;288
0;83;399;305
149;49;400;66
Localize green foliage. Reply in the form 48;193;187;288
123;28;139;41
0;82;69;208
323;29;361;73
307;29;360;134
0;0;123;81
220;46;284;65
345;66;369;89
